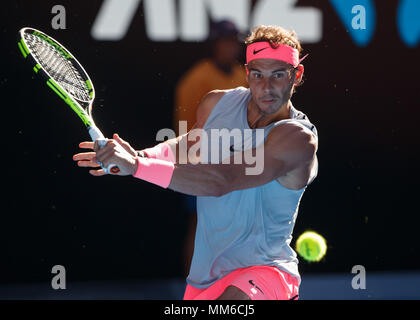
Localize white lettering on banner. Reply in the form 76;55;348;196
206;0;250;32
143;0;177;41
91;0;141;41
251;0;322;43
179;0;208;41
91;0;322;43
179;0;251;41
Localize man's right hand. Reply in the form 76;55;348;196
73;134;138;176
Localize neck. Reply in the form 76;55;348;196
247;99;291;129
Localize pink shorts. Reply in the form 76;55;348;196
183;266;299;300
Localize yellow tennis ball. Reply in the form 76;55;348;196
295;231;327;262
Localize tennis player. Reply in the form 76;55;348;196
73;25;318;300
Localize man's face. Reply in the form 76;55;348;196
247;59;296;115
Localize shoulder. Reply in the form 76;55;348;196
269;120;316;139
266;121;317;162
194;89;228;128
196;87;249;123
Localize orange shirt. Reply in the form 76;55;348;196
174;58;248;132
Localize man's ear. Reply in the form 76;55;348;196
294;64;304;84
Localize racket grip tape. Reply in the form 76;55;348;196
88;126;120;174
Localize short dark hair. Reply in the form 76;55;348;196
245;25;302;54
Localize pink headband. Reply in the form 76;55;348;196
246;42;308;68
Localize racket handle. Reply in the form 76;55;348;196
88;126;120;174
88;126;105;141
96;139;121;174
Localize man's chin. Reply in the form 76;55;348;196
258;100;281;113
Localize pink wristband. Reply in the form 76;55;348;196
133;157;175;188
142;143;176;163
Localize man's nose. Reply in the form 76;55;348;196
261;77;272;92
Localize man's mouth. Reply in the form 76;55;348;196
261;97;276;103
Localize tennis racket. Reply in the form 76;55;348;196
17;27;119;174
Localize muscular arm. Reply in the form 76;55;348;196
167;123;317;196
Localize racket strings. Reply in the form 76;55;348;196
23;33;91;102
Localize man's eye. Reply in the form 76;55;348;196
273;72;286;79
252;73;262;79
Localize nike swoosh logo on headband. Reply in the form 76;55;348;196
253;47;269;54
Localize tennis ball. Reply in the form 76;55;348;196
295;231;327;262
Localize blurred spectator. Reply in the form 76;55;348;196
174;19;248;133
174;20;248;276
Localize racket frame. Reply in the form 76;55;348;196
18;27;119;173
